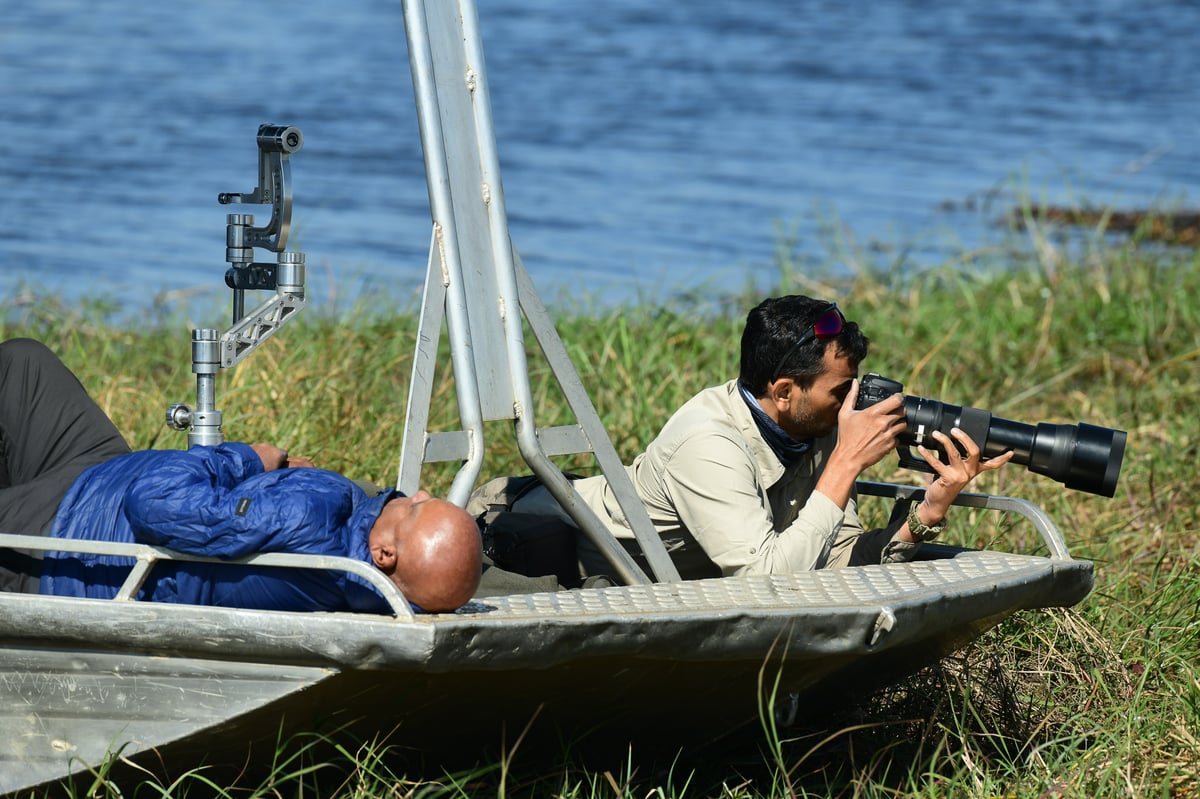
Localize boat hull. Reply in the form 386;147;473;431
0;548;1091;792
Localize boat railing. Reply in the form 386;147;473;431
856;481;1072;560
0;532;416;620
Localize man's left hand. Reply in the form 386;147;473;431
917;427;1014;522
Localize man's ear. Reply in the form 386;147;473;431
370;541;397;574
767;376;794;410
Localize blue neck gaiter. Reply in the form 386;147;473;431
737;380;813;468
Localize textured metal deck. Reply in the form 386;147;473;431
465;549;1080;619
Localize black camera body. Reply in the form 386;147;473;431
855;374;906;410
855;373;1127;497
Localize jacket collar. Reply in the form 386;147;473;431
722;380;788;488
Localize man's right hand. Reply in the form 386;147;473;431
833;379;906;472
250;443;289;471
814;380;906;510
250;443;315;471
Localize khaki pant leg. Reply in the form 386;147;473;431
824;524;917;568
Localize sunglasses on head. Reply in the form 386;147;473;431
771;302;846;381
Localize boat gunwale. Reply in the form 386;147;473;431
0;549;1092;673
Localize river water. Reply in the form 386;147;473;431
1;0;1196;318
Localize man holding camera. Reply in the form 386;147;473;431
499;294;1012;580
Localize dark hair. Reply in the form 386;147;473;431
738;295;869;396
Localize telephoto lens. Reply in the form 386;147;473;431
856;374;1127;497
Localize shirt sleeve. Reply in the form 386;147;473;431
660;432;847;576
121;442;297;558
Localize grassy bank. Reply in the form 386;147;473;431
3;221;1198;797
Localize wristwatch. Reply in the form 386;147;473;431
906;503;945;542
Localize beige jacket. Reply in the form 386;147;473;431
542;379;912;579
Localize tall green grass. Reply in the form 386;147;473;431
4;214;1198;797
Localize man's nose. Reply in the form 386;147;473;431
411;489;432;503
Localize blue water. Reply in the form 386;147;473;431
1;0;1196;318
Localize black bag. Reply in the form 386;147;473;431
480;512;581;589
471;474;583;590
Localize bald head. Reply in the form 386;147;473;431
368;491;482;612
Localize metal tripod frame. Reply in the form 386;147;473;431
396;0;680;585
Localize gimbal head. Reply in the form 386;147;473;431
166;124;309;447
218;124;303;253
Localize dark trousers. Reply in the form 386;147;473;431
0;338;132;591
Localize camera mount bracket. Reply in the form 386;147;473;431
218;124;303;250
166;124;308;447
